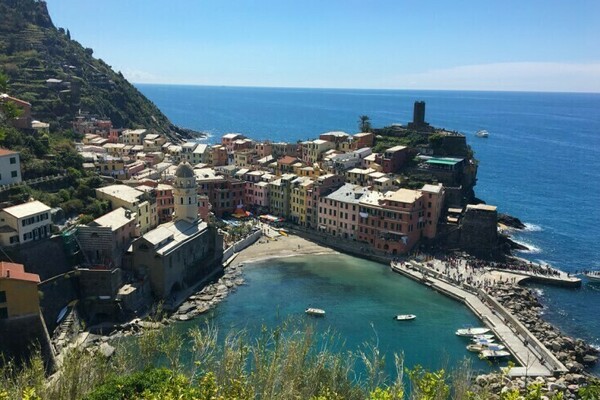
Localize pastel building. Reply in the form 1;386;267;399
96;185;158;235
121;129;147;145
290;176;313;227
357;188;427;254
268;173;296;218
0;201;51;246
375;145;409;173
0;262;40;319
301;139;335;165
305;174;345;229
318;183;370;239
0;148;22;185
421;183;445;239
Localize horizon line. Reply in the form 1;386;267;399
130;82;600;95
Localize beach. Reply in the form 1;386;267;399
231;225;338;266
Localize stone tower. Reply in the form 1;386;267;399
173;161;198;223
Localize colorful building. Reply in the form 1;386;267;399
318;183;370;239
357;188;428;254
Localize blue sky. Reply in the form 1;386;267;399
46;1;600;92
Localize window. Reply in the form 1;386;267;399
0;307;7;319
0;291;6;303
9;157;16;164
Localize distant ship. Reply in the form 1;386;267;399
583;271;600;282
305;307;326;316
476;130;489;138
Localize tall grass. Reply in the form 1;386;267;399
3;320;591;399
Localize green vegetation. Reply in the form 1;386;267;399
2;323;597;400
0;0;179;135
359;115;372;133
372;131;428;154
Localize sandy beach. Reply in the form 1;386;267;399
231;227;337;267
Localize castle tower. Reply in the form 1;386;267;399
173;161;198;223
413;101;426;126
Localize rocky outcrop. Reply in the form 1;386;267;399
498;213;527;230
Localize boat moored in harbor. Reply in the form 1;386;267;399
480;348;511;360
467;343;505;353
456;327;491;337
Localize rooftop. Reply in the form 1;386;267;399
89;207;135;231
421;183;443;194
326;183;371;204
96;185;145;204
0;262;40;283
467;204;498;212
386;145;408;153
385;188;422;204
142;219;209;256
0;148;17;156
1;200;51;219
425;157;464;166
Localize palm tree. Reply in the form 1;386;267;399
358;115;372;132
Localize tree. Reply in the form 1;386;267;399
358;115;372;133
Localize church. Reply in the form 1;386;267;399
131;161;223;300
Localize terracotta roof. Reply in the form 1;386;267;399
0;148;17;156
277;156;299;165
0;262;40;283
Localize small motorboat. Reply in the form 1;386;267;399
475;130;489;138
456;327;491;337
472;334;495;341
467;343;505;353
395;314;416;321
305;308;325;317
583;271;600;283
480;349;511;360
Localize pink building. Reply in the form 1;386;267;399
155;183;174;223
421;183;445;239
357;188;427;254
318;183;370;239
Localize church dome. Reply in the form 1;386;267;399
175;161;194;179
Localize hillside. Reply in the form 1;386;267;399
0;0;196;140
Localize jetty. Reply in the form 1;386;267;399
391;260;568;377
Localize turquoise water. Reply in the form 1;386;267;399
180;254;495;376
136;84;600;373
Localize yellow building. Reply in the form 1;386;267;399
96;184;158;235
0;262;40;319
290;177;313;227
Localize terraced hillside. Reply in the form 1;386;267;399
0;0;193;140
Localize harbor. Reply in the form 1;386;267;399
390;259;573;377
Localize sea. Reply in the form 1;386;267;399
137;84;600;374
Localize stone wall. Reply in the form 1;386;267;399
0;313;55;370
459;205;498;258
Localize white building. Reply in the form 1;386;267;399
0;201;51;246
0;149;22;185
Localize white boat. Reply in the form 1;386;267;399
456;327;491;337
395;314;416;321
472;334;494;341
467;343;505;353
583;272;600;282
476;130;489;138
305;308;326;317
480;349;511;360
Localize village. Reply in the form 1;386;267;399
0;95;515;366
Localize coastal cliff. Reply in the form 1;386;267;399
0;0;197;141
